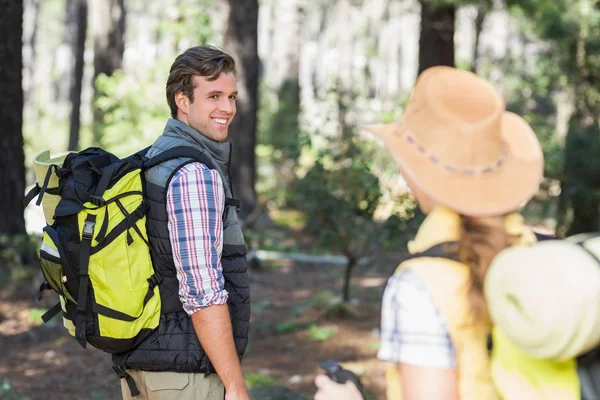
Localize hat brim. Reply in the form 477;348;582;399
363;112;543;217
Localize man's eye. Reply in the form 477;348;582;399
230;96;237;100
209;95;219;99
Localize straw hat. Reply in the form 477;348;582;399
365;66;544;217
485;235;600;361
33;150;70;225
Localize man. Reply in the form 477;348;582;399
113;45;251;400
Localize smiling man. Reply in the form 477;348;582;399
113;45;251;400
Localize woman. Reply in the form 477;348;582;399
315;66;545;400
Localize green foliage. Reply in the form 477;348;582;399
323;301;360;320
248;386;307;400
0;234;41;285
93;68;170;158
506;0;576;45
308;291;335;311
507;0;600;233
306;325;336;342
561;115;600;235
256;80;309;207
502;51;565;181
291;128;406;260
90;1;217;155
245;372;279;389
275;321;300;334
26;308;49;327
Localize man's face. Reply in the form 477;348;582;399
175;72;237;142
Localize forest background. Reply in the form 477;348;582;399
0;0;599;399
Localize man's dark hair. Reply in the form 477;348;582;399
166;45;236;118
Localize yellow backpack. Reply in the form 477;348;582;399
25;146;215;354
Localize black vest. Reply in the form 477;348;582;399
113;119;250;374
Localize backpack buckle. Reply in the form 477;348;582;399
89;195;105;207
82;220;95;240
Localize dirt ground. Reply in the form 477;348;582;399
0;254;398;400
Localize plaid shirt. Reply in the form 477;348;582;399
378;268;457;369
166;162;228;316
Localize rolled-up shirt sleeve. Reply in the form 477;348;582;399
166;162;228;316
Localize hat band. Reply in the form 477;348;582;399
400;124;507;176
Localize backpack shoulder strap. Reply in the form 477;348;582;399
534;232;556;242
143;146;239;212
142;146;216;171
402;241;460;263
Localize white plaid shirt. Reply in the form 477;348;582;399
378;268;457;369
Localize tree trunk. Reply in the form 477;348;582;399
91;0;126;146
224;0;259;219
23;0;40;104
269;0;304;180
343;258;357;303
471;5;487;74
68;0;88;151
0;0;26;236
418;0;456;75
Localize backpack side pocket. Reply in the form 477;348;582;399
40;227;77;303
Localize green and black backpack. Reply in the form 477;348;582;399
24;146;216;354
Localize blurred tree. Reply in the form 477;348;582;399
507;0;600;234
91;0;126;146
67;0;88;151
292;93;409;303
23;0;40;104
224;0;260;219
0;0;26;236
562;113;600;234
263;0;305;185
418;0;456;74
471;0;493;73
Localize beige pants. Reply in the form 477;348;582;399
121;370;225;400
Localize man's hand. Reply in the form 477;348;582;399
314;374;363;400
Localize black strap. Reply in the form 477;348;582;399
389;242;459;280
533;232;555;242
41;302;62;323
83;190;143;210
94;162;121;197
36;165;57;206
37;281;52;302
90;201;149;254
403;241;460;262
578;346;600;400
24;184;41;207
113;364;140;397
142;146;215;170
67;202;148;256
95;211;110;244
75;214;96;348
225;197;240;212
91;272;162;322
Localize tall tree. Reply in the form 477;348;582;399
91;0;126;146
471;0;492;73
0;0;26;235
224;0;260;219
265;0;305;184
23;0;40;104
507;0;600;235
68;0;88;151
418;0;456;74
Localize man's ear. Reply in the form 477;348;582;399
174;92;189;116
